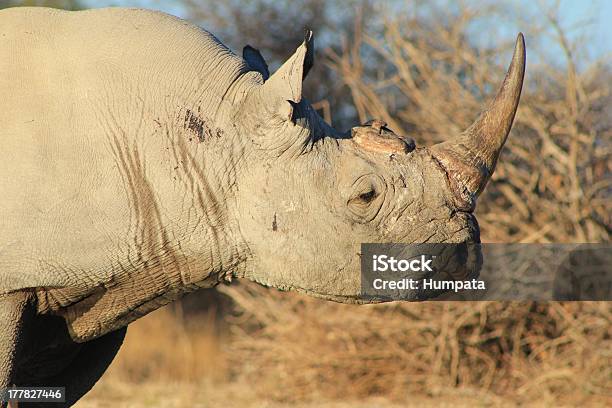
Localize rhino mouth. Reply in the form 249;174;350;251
294;237;484;305
304;291;379;304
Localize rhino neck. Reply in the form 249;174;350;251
146;82;259;287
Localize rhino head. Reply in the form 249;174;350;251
231;33;525;302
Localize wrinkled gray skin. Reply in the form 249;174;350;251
0;7;525;407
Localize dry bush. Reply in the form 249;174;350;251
219;282;610;405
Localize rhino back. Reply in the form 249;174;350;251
0;8;249;300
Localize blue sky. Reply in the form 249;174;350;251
552;0;611;58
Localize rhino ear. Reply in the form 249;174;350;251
261;30;314;105
243;45;270;81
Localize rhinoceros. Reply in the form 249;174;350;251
0;7;525;407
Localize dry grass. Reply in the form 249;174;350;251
83;286;611;407
100;304;227;384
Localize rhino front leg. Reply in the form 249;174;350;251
0;291;35;408
19;326;127;408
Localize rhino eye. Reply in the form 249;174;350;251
355;188;377;204
348;182;378;206
347;175;386;222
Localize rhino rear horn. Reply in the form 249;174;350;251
431;33;526;208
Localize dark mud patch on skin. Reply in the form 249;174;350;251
183;110;225;143
184;109;206;142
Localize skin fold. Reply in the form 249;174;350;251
0;7;525;406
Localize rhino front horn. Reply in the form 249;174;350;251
431;33;526;209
